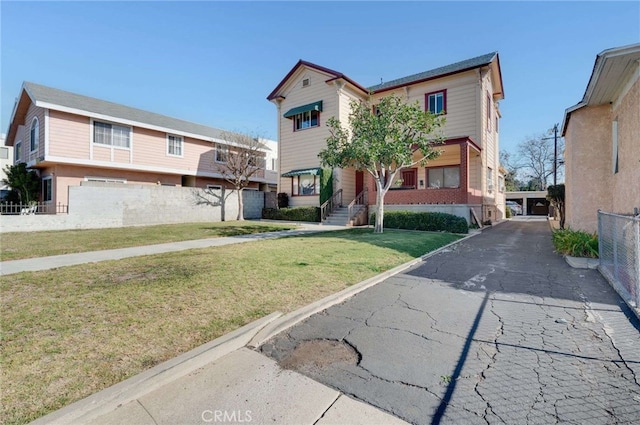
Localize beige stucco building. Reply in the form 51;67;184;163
562;43;640;233
268;53;505;224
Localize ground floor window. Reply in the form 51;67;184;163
427;166;460;188
42;177;52;202
292;174;319;196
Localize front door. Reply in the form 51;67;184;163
356;171;364;195
402;169;417;189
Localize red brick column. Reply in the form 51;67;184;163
460;142;469;204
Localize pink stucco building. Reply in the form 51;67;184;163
562;43;640;233
5;83;276;210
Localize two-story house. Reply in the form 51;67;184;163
267;52;505;224
5;82;276;211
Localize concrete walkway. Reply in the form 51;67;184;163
0;221;346;276
24;220;640;424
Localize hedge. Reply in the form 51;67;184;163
262;207;321;222
371;210;468;234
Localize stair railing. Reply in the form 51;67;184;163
347;189;368;224
320;189;343;222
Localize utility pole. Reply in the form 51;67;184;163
553;123;558;186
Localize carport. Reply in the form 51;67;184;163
506;190;550;216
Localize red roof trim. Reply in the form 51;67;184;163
324;75;369;96
443;137;482;153
267;60;347;100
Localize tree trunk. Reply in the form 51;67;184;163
374;187;384;233
236;188;244;221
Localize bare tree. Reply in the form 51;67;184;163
503;129;564;191
215;131;267;221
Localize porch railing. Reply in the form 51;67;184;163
0;202;69;215
320;189;342;222
348;189;368;223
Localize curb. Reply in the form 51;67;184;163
247;231;479;348
565;255;599;269
30;312;282;425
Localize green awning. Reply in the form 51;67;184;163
283;101;323;119
281;167;321;177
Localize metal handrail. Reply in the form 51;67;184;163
320;189;342;222
347;189;368;222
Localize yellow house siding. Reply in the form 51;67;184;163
277;67;339;206
371;71;478;141
48;110;91;159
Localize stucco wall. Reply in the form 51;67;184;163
564;104;612;233
1;184;265;233
611;78;640;217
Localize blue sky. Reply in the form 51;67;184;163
1;1;639;154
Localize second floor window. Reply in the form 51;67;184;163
486;93;492;132
216;144;229;163
14;141;22;162
294;110;319;131
94;121;131;148
30;117;39;152
426;90;446;114
167;134;183;157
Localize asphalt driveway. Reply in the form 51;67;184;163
261;220;640;424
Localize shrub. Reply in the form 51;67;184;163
505;206;512;218
552;228;598;258
262;207;320;222
319;168;333;206
277;192;289;208
371;211;468;234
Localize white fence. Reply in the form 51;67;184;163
0;183;266;233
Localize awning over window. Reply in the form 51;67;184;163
281;167;321;177
283;101;323;119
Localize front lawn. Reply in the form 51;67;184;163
0;221;295;261
0;229;461;424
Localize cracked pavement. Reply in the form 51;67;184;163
260;220;640;424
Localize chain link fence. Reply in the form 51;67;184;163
598;210;640;308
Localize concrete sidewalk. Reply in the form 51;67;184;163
1;221;346;276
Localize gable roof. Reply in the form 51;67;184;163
266;60;368;101
562;43;640;135
367;52;501;94
6;82;236;145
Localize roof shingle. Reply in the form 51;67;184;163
367;52;498;93
24;82;229;140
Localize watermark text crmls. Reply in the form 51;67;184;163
201;409;252;423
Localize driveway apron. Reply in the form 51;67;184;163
261;220;640;424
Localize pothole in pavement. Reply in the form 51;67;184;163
279;339;359;374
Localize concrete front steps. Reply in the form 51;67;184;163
323;206;366;226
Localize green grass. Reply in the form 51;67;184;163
0;221;295;261
0;228;461;424
552;228;599;258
